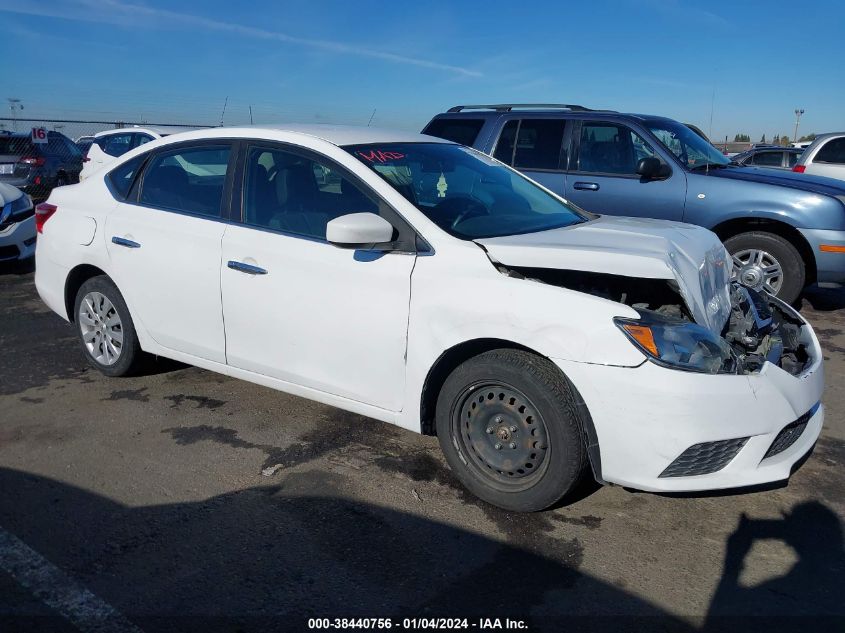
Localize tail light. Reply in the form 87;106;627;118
35;203;57;233
19;156;46;167
792;165;806;173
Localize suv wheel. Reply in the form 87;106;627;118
74;276;146;376
435;349;588;512
56;173;68;187
725;231;805;304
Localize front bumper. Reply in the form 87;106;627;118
799;228;845;284
554;318;825;492
0;215;36;261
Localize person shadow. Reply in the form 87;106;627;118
705;501;845;632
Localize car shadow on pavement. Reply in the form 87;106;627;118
801;285;845;312
1;468;842;633
0;258;35;276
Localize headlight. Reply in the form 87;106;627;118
614;311;736;375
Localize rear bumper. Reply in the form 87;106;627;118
553;319;825;492
0;215;36;261
800;228;845;284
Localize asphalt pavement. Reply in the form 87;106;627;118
1;262;843;632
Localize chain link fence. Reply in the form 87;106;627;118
0;117;215;143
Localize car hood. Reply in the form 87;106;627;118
0;182;23;207
475;216;733;334
703;165;845;197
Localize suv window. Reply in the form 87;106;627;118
752;151;783;167
787;151;801;167
422;119;485;147
139;145;230;217
243;145;378;240
492;119;567;170
576;123;658;175
815;138;845;164
0;136;35;155
99;133;135;158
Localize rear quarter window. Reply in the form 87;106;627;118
108;153;147;200
422;118;485;147
814;138;845;164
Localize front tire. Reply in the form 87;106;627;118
725;231;805;304
435;349;588;512
74;276;145;376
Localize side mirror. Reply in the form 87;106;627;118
636;157;671;180
326;212;395;248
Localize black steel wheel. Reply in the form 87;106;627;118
436;349;589;512
453;382;550;491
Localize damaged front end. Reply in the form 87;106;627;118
498;265;811;376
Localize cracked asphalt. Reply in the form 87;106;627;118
0;263;843;632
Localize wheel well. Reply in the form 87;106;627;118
711;218;817;285
419;338;604;483
64;264;107;321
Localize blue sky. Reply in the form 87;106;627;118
1;0;843;140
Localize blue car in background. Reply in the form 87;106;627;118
422;104;845;304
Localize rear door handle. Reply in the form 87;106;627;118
573;182;600;191
227;260;268;275
111;236;141;248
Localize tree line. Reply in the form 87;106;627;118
733;133;817;144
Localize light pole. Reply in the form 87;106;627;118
8;98;23;131
793;108;805;142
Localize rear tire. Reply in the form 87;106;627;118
74;276;146;377
435;349;588;512
725;231;805;304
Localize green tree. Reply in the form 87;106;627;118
799;133;816;142
734;133;750;142
760;134;767;143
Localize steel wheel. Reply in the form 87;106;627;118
452;381;550;491
731;248;784;295
78;291;124;366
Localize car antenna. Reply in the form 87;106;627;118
367;109;376;127
707;85;716;176
219;96;228;127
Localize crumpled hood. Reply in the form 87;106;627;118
475;216;733;334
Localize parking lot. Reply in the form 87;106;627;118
0;262;843;631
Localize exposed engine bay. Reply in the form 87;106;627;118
498;265;811;376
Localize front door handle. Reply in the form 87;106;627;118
573;182;600;191
227;260;268;275
111;236;141;248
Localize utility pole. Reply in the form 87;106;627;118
793;108;805;142
8;98;23;131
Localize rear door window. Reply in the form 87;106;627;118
814;138;845;164
108;153;147;199
99;133;135;157
422;118;485;147
492;119;567;170
139;145;231;217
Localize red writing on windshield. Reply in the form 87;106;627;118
357;150;406;163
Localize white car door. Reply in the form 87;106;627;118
105;142;233;363
806;137;845;181
220;142;416;411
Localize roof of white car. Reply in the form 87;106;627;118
232;124;451;146
94;125;198;138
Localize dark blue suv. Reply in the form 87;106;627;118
423;104;845;304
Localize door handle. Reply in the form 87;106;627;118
111;236;141;248
227;260;268;275
573;182;600;191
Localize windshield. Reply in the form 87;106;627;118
344;143;586;239
647;120;730;169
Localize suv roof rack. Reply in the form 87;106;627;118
446;103;615;113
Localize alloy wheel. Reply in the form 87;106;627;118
78;291;123;366
731;248;784;295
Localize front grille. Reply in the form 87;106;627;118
0;244;20;260
763;405;817;459
660;437;749;478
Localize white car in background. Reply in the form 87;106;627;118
80;126;195;181
34;125;824;511
0;182;35;262
793;132;845;181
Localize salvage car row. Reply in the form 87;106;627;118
33;120;832;511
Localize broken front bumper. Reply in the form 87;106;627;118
553;316;824;493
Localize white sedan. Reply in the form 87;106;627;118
34;125;825;511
